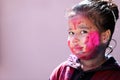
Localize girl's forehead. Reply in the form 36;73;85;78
68;15;99;31
69;15;84;22
69;15;91;26
68;16;94;29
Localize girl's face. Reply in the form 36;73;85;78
68;15;102;60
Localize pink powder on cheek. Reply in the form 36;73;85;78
67;40;70;47
85;31;100;52
67;40;75;54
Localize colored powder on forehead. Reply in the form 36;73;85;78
69;18;82;30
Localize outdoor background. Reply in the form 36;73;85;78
0;0;120;80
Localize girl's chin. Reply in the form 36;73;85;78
72;50;84;55
74;54;89;60
73;53;96;60
72;52;84;57
72;52;90;59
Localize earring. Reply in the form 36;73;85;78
105;46;113;56
105;39;117;56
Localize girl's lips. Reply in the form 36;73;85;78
73;45;83;50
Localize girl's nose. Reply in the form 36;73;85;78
72;35;80;43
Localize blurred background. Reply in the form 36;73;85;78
0;0;120;80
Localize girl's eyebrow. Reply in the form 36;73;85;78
68;24;92;31
78;25;91;30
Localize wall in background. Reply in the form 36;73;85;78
0;0;120;80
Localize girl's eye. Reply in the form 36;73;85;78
68;31;75;35
80;30;88;34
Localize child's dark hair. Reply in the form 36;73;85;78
67;0;119;41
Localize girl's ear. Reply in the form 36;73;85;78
101;29;111;43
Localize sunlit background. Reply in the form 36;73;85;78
0;0;120;80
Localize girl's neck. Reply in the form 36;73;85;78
80;55;107;71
